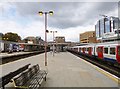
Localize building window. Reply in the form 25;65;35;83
112;18;119;30
95;22;100;38
105;21;110;33
104;47;108;54
100;19;105;37
113;20;115;29
115;30;120;34
110;47;115;55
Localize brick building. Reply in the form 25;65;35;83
80;31;97;43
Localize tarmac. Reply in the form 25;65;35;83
0;52;119;87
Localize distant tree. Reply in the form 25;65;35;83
2;32;21;42
24;39;28;43
0;33;4;40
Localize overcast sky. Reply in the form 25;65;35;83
0;1;119;42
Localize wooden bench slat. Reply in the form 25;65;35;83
12;64;47;89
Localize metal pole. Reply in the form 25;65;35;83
53;32;55;56
45;12;47;66
118;18;120;40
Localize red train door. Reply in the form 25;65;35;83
116;46;120;63
88;47;92;56
82;48;85;53
97;46;103;59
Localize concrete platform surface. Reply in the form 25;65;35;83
0;52;119;87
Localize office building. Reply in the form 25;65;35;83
80;31;96;43
95;16;120;41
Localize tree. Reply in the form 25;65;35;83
2;32;21;42
0;33;4;40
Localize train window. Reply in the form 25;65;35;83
87;48;89;51
82;48;85;51
118;47;120;55
97;48;99;52
97;47;102;52
104;48;108;54
82;48;84;51
91;48;93;51
110;48;115;55
79;48;81;52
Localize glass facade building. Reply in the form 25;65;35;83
95;16;120;41
95;21;100;38
100;19;105;37
105;18;111;33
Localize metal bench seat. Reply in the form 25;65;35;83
12;64;47;89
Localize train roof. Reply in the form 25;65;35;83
0;40;42;46
18;43;41;46
70;41;120;48
96;41;120;45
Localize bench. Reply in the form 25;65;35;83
0;64;31;89
12;64;47;89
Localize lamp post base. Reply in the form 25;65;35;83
45;62;47;66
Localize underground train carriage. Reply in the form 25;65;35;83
69;41;120;68
0;41;46;53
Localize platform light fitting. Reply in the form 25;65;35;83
38;11;43;16
49;11;54;15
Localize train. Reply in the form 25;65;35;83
0;41;46;53
68;41;120;67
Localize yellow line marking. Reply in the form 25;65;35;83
79;57;120;84
95;68;120;84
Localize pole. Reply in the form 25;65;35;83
53;32;55;56
45;12;47;66
118;18;120;40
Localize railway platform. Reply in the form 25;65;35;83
0;52;33;58
0;52;119;88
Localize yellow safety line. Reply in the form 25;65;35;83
95;68;120;84
79;58;120;84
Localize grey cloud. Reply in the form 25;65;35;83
11;2;118;29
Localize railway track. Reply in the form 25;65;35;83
68;50;120;78
1;50;46;65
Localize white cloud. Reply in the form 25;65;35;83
0;2;119;42
0;19;95;42
0;20;45;40
56;26;95;42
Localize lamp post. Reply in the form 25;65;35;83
38;11;53;66
50;31;57;56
